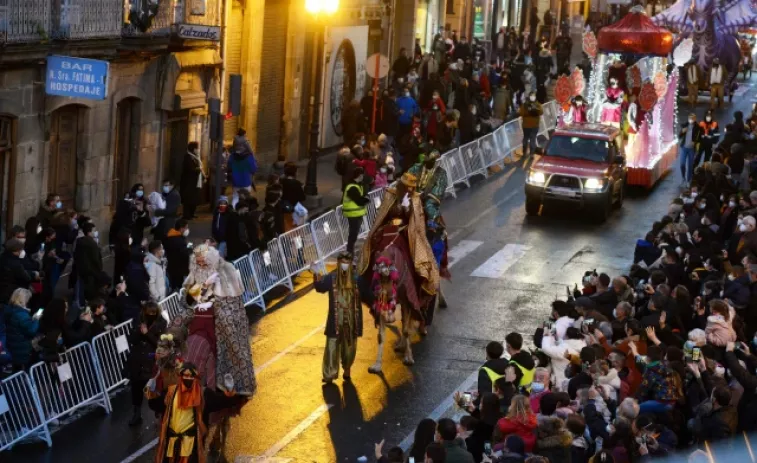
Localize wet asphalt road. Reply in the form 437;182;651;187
7;81;757;463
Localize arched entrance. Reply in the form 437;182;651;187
114;98;142;203
49;105;85;209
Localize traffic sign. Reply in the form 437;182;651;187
365;53;390;79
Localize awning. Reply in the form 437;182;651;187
157;49;223;111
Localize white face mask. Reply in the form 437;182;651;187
689;120;695;125
730;201;737;208
706;116;712;122
340;263;350;271
36;225;42;235
740;224;749;232
18;250;25;259
182;229;190;237
728;274;736;281
701;218;708;226
128;237;133;246
714;365;726;377
698;203;706;210
55;201;63;209
404;91;410;97
380;167;387;173
93;230;99;239
471;108;477;115
691;192;698;199
529;95;536;102
163;186;171;194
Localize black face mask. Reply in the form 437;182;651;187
182;378;195;389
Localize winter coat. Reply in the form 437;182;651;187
127;316;167;381
124;259;151;306
519;101;542;129
635;362;683;403
705;314;737;346
441;438;475;463
695;404;738;442
540;335;586;392
145;253;168;302
211;210;229;244
533;416;572;463
4;304;39;366
496;414;538;452
180;152;203;204
0;251;32;304
74;236;103;297
723;351;757;431
164;229;190;288
465;419;496;463
280;177;306;209
396;95;419;126
153;188;181;239
571;436;592;463
723;275;751;309
228;150;257;189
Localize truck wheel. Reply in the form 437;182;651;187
525;199;540;216
615;179;625;208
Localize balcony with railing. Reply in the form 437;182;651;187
122;0;220;38
51;0;123;40
0;0;52;44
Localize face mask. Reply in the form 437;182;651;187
471;108;477;115
611;83;618;88
698;203;706;210
55;201;62;209
529;95;536;102
18;250;25;259
135;190;144;198
182;229;190;237
380;167;387;173
691;192;698;199
71;219;78;229
340;263;350;271
128;237;133;246
728;274;736;281
93;231;99;239
714;365;726;377
356;176;364;184
531;382;545;393
182;378;195;389
432;105;439;110
163;186;171;194
701;218;708;226
730;201;737;208
689;119;695;125
706;116;712;122
360;139;366;146
740;224;749;232
36;225;42;234
404;91;410;97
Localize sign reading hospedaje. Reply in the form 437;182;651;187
46;55;109;100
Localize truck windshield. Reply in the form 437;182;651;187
546;136;609;162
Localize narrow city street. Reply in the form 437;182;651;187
6;80;757;463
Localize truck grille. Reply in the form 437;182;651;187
549;175;581;189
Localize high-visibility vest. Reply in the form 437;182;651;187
511;359;535;392
480;366;505;392
342;183;366;218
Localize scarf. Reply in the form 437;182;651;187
188;151;206;188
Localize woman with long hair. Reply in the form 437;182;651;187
495;394;538;452
407;418;437;462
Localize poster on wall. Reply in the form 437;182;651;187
319;25;369;148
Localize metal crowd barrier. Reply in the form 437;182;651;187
0;371;51;451
1;103;560;452
29;343;111;427
91;320;133;393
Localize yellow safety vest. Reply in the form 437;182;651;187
342;183;366;218
480;366;505;392
511;360;535;392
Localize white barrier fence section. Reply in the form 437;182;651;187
249;240;293;296
478;133;498;168
492;123;513;162
335;204;369;242
233;254;264;309
278;224;320;277
459;141;486;179
29;342;111;426
159;291;184;322
442;148;469;190
91;320;133;393
365;187;386;231
0;371;51;452
310;210;346;263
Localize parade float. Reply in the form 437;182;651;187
583;6;678;188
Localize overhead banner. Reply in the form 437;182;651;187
319;25;369;148
46;55;109;100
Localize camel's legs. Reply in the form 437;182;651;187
369;319;386;374
402;306;415;365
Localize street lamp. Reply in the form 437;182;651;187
304;0;339;208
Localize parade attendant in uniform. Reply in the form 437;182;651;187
154;362;207;463
341;168;369;255
601;77;624;128
696;109;720;165
314;252;363;384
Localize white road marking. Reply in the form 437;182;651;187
470;244;532;279
259;404;333;458
120;326;327;463
447;240;483;269
397;369;480;451
254;324;325;375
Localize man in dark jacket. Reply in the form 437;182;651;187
694;385;738;442
723;344;757;432
0;239;34;304
164;219;191;291
36;193;61;229
153;178;181;243
505;332;536;391
180;142;204;220
437;418;475;463
74;223;103;305
124;249;151;307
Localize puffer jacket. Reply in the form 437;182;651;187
705;314;737;346
496;414;538;452
533;416;572;463
145;253;167;302
4;304;39;366
540;335;586;391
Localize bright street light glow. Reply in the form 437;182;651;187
305;0;339;14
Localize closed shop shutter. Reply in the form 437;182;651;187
224;0;244;139
256;0;289;164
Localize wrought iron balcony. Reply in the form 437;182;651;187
51;0;123;40
0;0;52;44
122;0;220;38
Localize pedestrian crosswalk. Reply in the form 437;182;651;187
470;244;532;279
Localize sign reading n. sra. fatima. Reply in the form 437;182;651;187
46;55;109;100
176;24;221;41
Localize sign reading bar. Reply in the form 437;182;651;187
177;24;221;41
46;55;109;100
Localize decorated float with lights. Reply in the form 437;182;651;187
582;7;679;188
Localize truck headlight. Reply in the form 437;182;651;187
584;177;605;191
528;170;546;185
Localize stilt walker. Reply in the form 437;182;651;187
313;252;363;383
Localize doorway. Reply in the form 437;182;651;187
49;106;82;209
163;111;189;185
114;98;142;204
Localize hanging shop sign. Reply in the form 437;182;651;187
176;24;221;41
45;55;109;100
